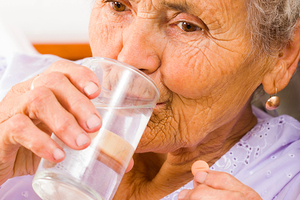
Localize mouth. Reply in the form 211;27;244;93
156;101;167;106
154;102;167;112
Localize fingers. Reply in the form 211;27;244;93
0;59;104;183
0;60;102;160
191;160;209;188
197;170;248;192
0;114;65;163
178;160;261;200
190;160;244;190
31;72;102;132
23;60;104;149
193;171;208;188
45;60;101;99
22;87;93;150
190;170;261;200
178;185;246;200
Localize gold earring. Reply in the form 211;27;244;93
265;88;280;110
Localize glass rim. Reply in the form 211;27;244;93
86;57;160;98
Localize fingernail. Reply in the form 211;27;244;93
84;82;99;96
87;114;101;129
53;148;65;160
76;133;90;147
178;190;189;199
195;171;208;184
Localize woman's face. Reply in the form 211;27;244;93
89;0;268;153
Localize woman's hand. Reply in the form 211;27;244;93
178;169;262;200
0;60;102;185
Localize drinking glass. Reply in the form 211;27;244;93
32;57;160;200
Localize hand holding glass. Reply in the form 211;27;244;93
32;57;160;200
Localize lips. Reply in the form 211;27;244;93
154;102;168;112
156;101;168;106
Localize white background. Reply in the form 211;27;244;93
0;0;93;43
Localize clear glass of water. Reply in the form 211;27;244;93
32;57;160;200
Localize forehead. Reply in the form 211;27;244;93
132;0;245;13
133;0;247;29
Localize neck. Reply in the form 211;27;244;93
156;104;257;192
168;103;257;167
115;104;257;199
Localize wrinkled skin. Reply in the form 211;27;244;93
0;61;102;185
89;0;261;155
178;170;262;199
0;0;300;199
89;1;261;199
89;0;300;199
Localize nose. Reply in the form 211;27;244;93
117;18;162;74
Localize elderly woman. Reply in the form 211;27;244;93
0;0;300;199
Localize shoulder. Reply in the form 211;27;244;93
214;109;300;172
235;109;300;171
0;53;86;101
161;110;300;200
250;107;300;147
0;53;60;100
226;109;300;199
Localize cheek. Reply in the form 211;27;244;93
161;46;223;99
160;39;253;100
89;12;124;59
164;69;202;98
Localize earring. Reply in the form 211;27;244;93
265;88;280;110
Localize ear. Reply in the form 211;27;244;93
262;19;300;94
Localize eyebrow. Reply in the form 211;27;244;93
162;1;189;12
161;0;199;16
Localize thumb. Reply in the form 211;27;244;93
191;160;209;187
199;170;249;192
193;171;208;187
191;160;245;191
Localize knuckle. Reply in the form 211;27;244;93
69;96;89;110
42;71;68;88
10;114;29;129
72;65;99;85
55;124;68;135
218;172;232;183
76;65;93;76
50;59;73;70
10;82;25;93
205;171;232;188
71;65;97;86
8;114;30;136
219;171;233;181
55;117;72;135
245;190;261;199
28;87;54;109
232;192;246;199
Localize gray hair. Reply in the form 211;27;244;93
247;0;300;56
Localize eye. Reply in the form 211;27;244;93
177;21;202;32
109;1;127;12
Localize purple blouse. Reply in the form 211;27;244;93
0;54;299;200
